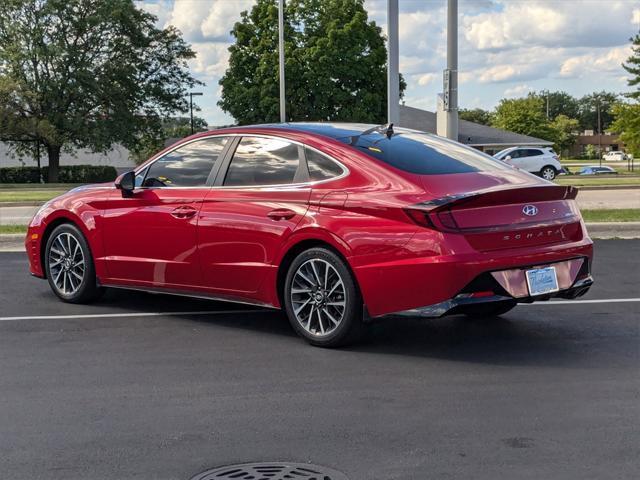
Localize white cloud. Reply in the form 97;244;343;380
417;73;438;87
633;9;640;25
504;84;533;98
559;45;632;79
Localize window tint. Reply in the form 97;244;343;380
143;137;227;188
526;149;543;157
305;147;343;181
224;137;300;186
351;130;511;175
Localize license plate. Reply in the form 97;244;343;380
525;266;559;296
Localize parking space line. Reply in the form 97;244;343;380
524;298;640;305
0;309;265;322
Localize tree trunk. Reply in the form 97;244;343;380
46;145;61;183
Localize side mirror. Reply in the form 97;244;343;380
505;155;512;161
115;171;135;197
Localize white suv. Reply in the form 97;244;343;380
602;151;627;162
494;146;562;181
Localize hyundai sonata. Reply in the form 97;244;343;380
26;123;594;347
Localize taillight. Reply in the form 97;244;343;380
404;206;459;232
404;208;434;228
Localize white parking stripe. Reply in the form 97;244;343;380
523;298;640;305
0;309;265;322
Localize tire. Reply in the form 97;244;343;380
463;300;517;318
283;247;363;347
540;166;557;181
44;223;104;303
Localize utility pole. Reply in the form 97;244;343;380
387;0;399;125
445;0;458;141
597;99;602;167
278;0;286;123
189;92;203;135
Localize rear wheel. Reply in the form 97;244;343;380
463;300;517;318
44;223;104;303
540;166;557;181
284;248;363;347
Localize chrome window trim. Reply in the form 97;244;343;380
135;132;350;190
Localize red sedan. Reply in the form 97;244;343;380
26;123;594;347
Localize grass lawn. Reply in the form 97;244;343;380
0;225;27;234
556;176;640;187
0;189;69;203
580;209;640;223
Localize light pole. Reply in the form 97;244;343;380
387;0;399;125
189;92;203;135
444;0;459;141
278;0;286;123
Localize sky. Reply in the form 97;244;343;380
137;0;640;126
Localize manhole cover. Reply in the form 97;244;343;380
190;462;349;480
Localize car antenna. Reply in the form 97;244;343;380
349;123;395;145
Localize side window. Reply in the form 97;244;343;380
224;137;301;186
526;149;543;157
143;137;228;188
305;147;344;181
508;150;520;159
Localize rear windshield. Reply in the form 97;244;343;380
345;130;511;175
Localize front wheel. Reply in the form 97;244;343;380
540;166;557;181
44;223;104;303
283;248;363;347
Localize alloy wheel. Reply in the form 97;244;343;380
542;167;556;180
290;258;346;337
48;232;85;296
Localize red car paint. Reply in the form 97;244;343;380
26;124;593;317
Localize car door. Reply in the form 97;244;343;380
101;136;230;287
197;136;311;297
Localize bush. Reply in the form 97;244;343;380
0;165;118;184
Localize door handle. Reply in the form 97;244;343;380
171;205;198;219
267;208;296;221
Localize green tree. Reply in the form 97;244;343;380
131;116;209;165
492;95;554;140
459;108;493;125
610;102;640;157
622;33;640;99
577;91;618;133
537;91;580;121
219;0;405;125
549;114;580;157
0;0;200;182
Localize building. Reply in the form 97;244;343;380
399;105;553;155
568;131;625;158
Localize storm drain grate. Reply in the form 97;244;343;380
190;462;349;480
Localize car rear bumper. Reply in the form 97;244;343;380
378;267;593;319
354;237;594;317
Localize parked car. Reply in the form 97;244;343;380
26;124;594;347
579;166;618;175
602;151;627;162
493;146;562;180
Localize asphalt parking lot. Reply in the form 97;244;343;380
1;240;638;480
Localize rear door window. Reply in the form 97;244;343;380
224;137;302;186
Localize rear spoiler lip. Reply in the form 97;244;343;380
411;184;578;213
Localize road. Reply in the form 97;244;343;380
0;240;638;480
1;188;639;225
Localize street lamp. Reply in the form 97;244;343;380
189;92;203;135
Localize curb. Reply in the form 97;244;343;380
0;201;44;207
2;225;639;253
576;185;640;191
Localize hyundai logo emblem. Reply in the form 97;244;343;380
522;205;538;216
